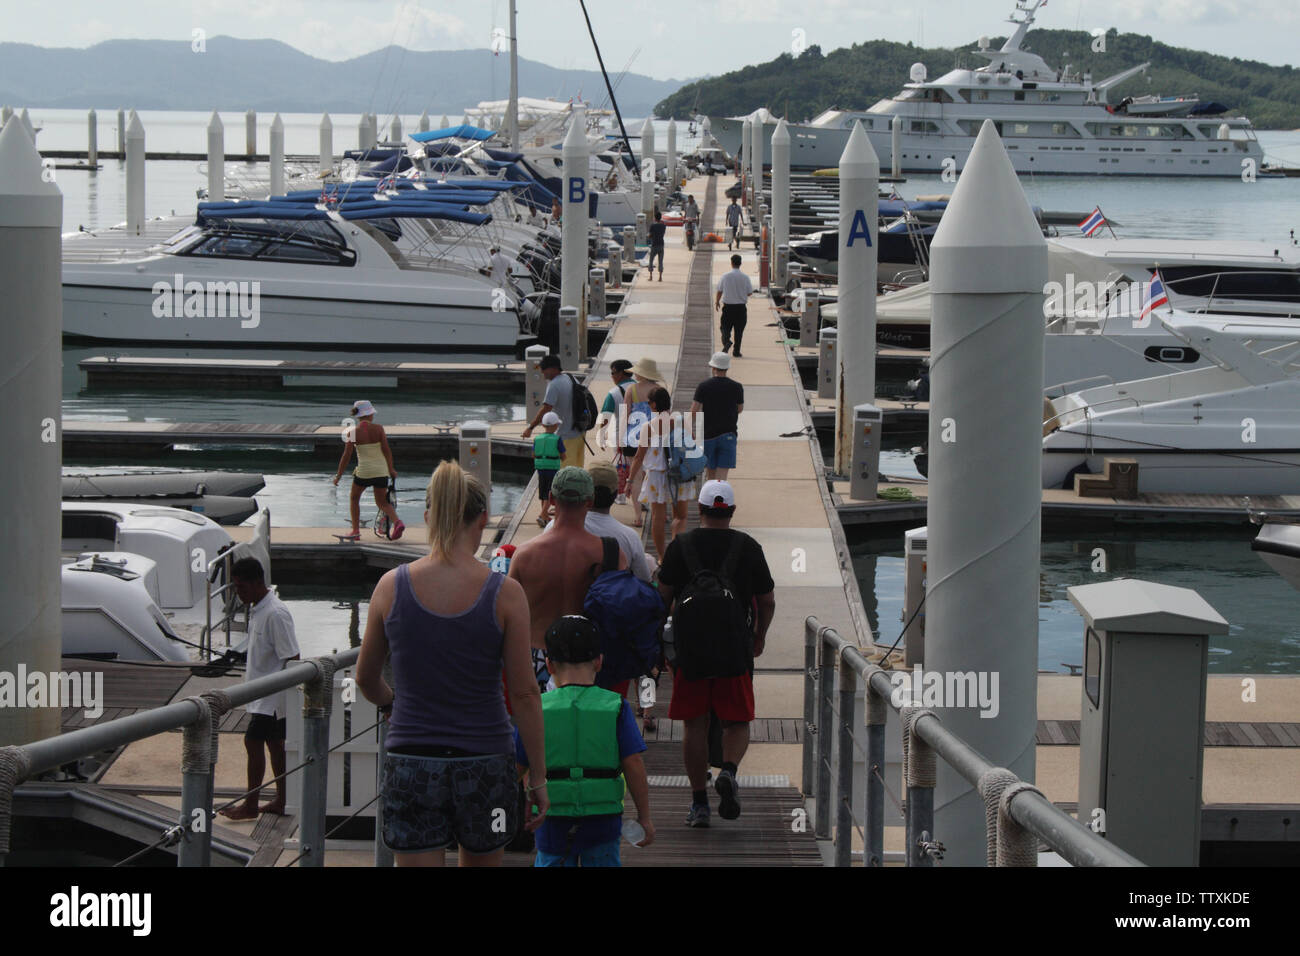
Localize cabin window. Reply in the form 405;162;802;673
1013;91;1025;101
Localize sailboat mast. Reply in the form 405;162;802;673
507;0;519;149
578;0;635;160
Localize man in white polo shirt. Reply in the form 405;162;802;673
220;556;300;820
714;254;754;358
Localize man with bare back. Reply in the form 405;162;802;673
508;467;627;653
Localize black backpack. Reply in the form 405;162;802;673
566;373;599;433
672;533;753;681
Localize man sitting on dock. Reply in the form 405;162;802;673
657;481;775;827
509;467;628;652
220;557;300;821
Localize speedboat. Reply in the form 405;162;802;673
1041;313;1300;494
62;471;265;525
708;0;1263;176
63;181;537;352
62;503;274;661
1251;522;1300;590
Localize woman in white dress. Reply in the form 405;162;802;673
626;387;694;561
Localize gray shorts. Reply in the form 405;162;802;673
381;751;519;855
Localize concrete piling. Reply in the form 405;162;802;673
834;121;879;475
206;110;224;201
560;108;588;357
116;108;125;154
390;115;402;143
666;119;677;190
771;118;790;287
319;113;332;174
126;111;145;234
269;113;285;197
87;109;97;166
749;112;762;227
925;119;1047;866
245;109;256;158
640;117;656;217
418;110;430;133
0;116;63;746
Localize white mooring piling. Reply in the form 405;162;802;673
269;113;285;197
440;114;450;129
126;111;145;234
749;112;762;227
891;114;902;179
1;106;11;126
390;115;402;143
771;118;790;287
741;115;752;201
116;108;125;154
925;119;1046;866
19;108;33;139
206;110;224;201
835;121;879;476
418;110;430;133
560;108;589;370
666;119;677;190
245;109;256;157
0;117;63;746
640;117;656;216
87;109;97;166
318;113;333;174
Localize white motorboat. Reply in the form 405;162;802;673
62;503;274;661
1251;523;1300;590
1041;313;1300;494
62;471;264;525
708;0;1263;177
62;184;533;351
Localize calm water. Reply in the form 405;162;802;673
852;526;1300;675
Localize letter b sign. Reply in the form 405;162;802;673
568;176;586;205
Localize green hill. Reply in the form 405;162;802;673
657;28;1300;129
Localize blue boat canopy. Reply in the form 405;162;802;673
196;200;491;226
410;124;496;143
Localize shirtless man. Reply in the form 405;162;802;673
508;467;627;650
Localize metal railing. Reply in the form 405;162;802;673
802;618;1142;867
0;648;364;868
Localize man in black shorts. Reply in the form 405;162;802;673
220;557;300;820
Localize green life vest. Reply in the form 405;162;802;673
533;432;562;470
541;684;625;817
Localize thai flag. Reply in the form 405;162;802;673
1078;206;1106;236
1141;270;1169;319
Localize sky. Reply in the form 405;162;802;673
4;0;1297;80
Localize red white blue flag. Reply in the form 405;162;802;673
1141;270;1169;319
1078;206;1106;236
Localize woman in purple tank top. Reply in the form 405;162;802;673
357;460;548;866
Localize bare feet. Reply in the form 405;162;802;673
259;802;287;816
219;804;259;821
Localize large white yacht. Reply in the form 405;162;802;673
709;0;1263;177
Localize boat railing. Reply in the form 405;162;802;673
1043;373;1116;400
0;647;368;867
802;619;1143;867
200;547;248;660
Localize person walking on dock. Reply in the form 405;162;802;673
333;399;403;540
692;352;744;480
533;411;566;527
522;355;586;469
509;467;628;651
622;358;664;523
724;196;745;250
596;359;635;501
542;462;651;583
357;461;547;866
220;557;300;821
514;614;654;866
648;210;667;280
626;387;694;563
714;254;754;357
656;481;775;827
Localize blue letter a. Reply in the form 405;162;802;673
846;209;873;246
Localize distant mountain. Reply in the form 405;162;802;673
0;37;685;118
657;28;1300;128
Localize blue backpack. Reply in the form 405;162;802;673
584;537;666;686
667;426;707;485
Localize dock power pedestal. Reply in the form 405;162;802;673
849;403;882;501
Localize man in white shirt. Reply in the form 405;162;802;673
486;245;513;287
714;254;755;358
543;461;651;582
220;557;300;820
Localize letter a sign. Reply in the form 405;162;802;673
846;208;873;247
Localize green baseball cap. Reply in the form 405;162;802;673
551;466;594;502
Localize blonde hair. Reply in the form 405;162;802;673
424;460;488;559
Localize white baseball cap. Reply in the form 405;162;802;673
541;411;561;426
698;479;735;508
708;352;731;370
351;399;376;417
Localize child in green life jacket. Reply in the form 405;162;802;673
514;615;654;866
534;411;566;527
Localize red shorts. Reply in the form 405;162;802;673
667;669;755;723
609;680;630;698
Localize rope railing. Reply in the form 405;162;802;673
801;618;1143;868
0;647;363;868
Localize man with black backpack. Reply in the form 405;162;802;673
522;354;597;469
656;480;776;828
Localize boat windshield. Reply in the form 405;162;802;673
179;219;356;266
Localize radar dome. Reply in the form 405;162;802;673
909;62;927;83
978;36;990;50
